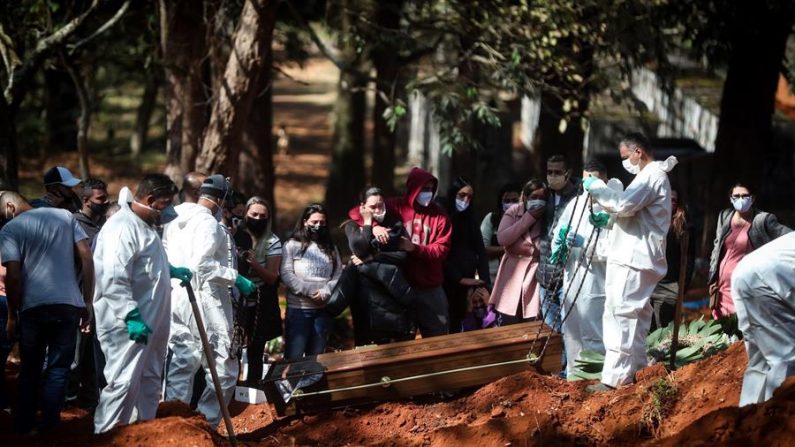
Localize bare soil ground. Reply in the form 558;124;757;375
6;341;795;446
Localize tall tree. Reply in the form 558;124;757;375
0;0;129;188
159;0;208;182
196;0;279;178
323;0;368;220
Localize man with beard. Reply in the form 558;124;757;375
31;166;83;213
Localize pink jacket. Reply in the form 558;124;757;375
488;203;543;319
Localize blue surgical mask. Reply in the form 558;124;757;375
525;199;546;211
455;198;470;212
135;201;177;225
731;196;753;213
416;191;434;207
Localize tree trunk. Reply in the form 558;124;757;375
196;0;278;178
159;0;208;183
62;54;92;179
325;58;367;220
370;0;404;195
533;90;590;175
704;5;795;251
130;69;160;157
238;30;276;216
0;95;18;190
44;68;78;153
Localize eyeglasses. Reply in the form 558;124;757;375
731;194;751;199
547;169;566;176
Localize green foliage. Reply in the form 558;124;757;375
570;317;732;381
640;376;678;437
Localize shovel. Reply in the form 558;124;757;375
182;281;238;447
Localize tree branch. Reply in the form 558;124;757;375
68;0;131;56
5;0;100;107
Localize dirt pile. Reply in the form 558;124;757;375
6;342;795;446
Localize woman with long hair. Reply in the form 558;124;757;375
708;183;791;319
649;186;695;331
234;196;282;384
442;176;491;332
280;204;342;359
480;182;522;284
488;179;546;326
326;187;414;345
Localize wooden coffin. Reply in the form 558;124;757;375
259;321;561;416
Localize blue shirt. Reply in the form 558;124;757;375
0;208;88;311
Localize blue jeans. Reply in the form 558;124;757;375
284;308;331;360
0;296;11;409
540;286;563;331
16;304;81;433
540;287;567;377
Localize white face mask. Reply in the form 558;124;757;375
502;202;513;212
455;198;470;212
416;191;434;207
622;158;640;175
373;211;386;223
525;199;546;211
546;174;567;191
731;196;753;213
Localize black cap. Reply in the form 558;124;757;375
199;174;229;198
44;166;82;187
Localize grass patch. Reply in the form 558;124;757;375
639;376;678;438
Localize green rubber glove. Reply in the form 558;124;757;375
582;176;598;191
125;308;152;345
589;212;610;229
235;274;257;296
549;225;570;264
169;265;193;285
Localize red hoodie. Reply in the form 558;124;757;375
384;167;452;288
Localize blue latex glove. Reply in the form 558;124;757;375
589;212;610;229
582;176;598;191
125;308;152;345
235;274;257;296
169;265;193;285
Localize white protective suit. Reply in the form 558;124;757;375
93;188;171;433
163;203;239;427
587;156;676;387
552;182;620;376
732;231;795;406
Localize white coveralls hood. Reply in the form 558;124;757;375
552;180;621;376
732;231;795;406
93;187;171;433
586;156;676;387
163;201;240;427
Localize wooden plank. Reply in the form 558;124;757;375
259;321;561;415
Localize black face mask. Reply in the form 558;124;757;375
89;202;110;218
246;217;269;235
307;224;327;240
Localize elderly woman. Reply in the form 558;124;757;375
488;179;546;326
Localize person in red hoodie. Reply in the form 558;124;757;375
386;167;453;337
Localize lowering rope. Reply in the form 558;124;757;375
526;193;604;364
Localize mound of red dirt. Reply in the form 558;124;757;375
7;341;795;446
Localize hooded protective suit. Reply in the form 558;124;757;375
93;188;171;434
552;182;620;376
586;156;676;387
732;231;795;406
163;202;239;427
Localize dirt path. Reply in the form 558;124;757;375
271;57;339;233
